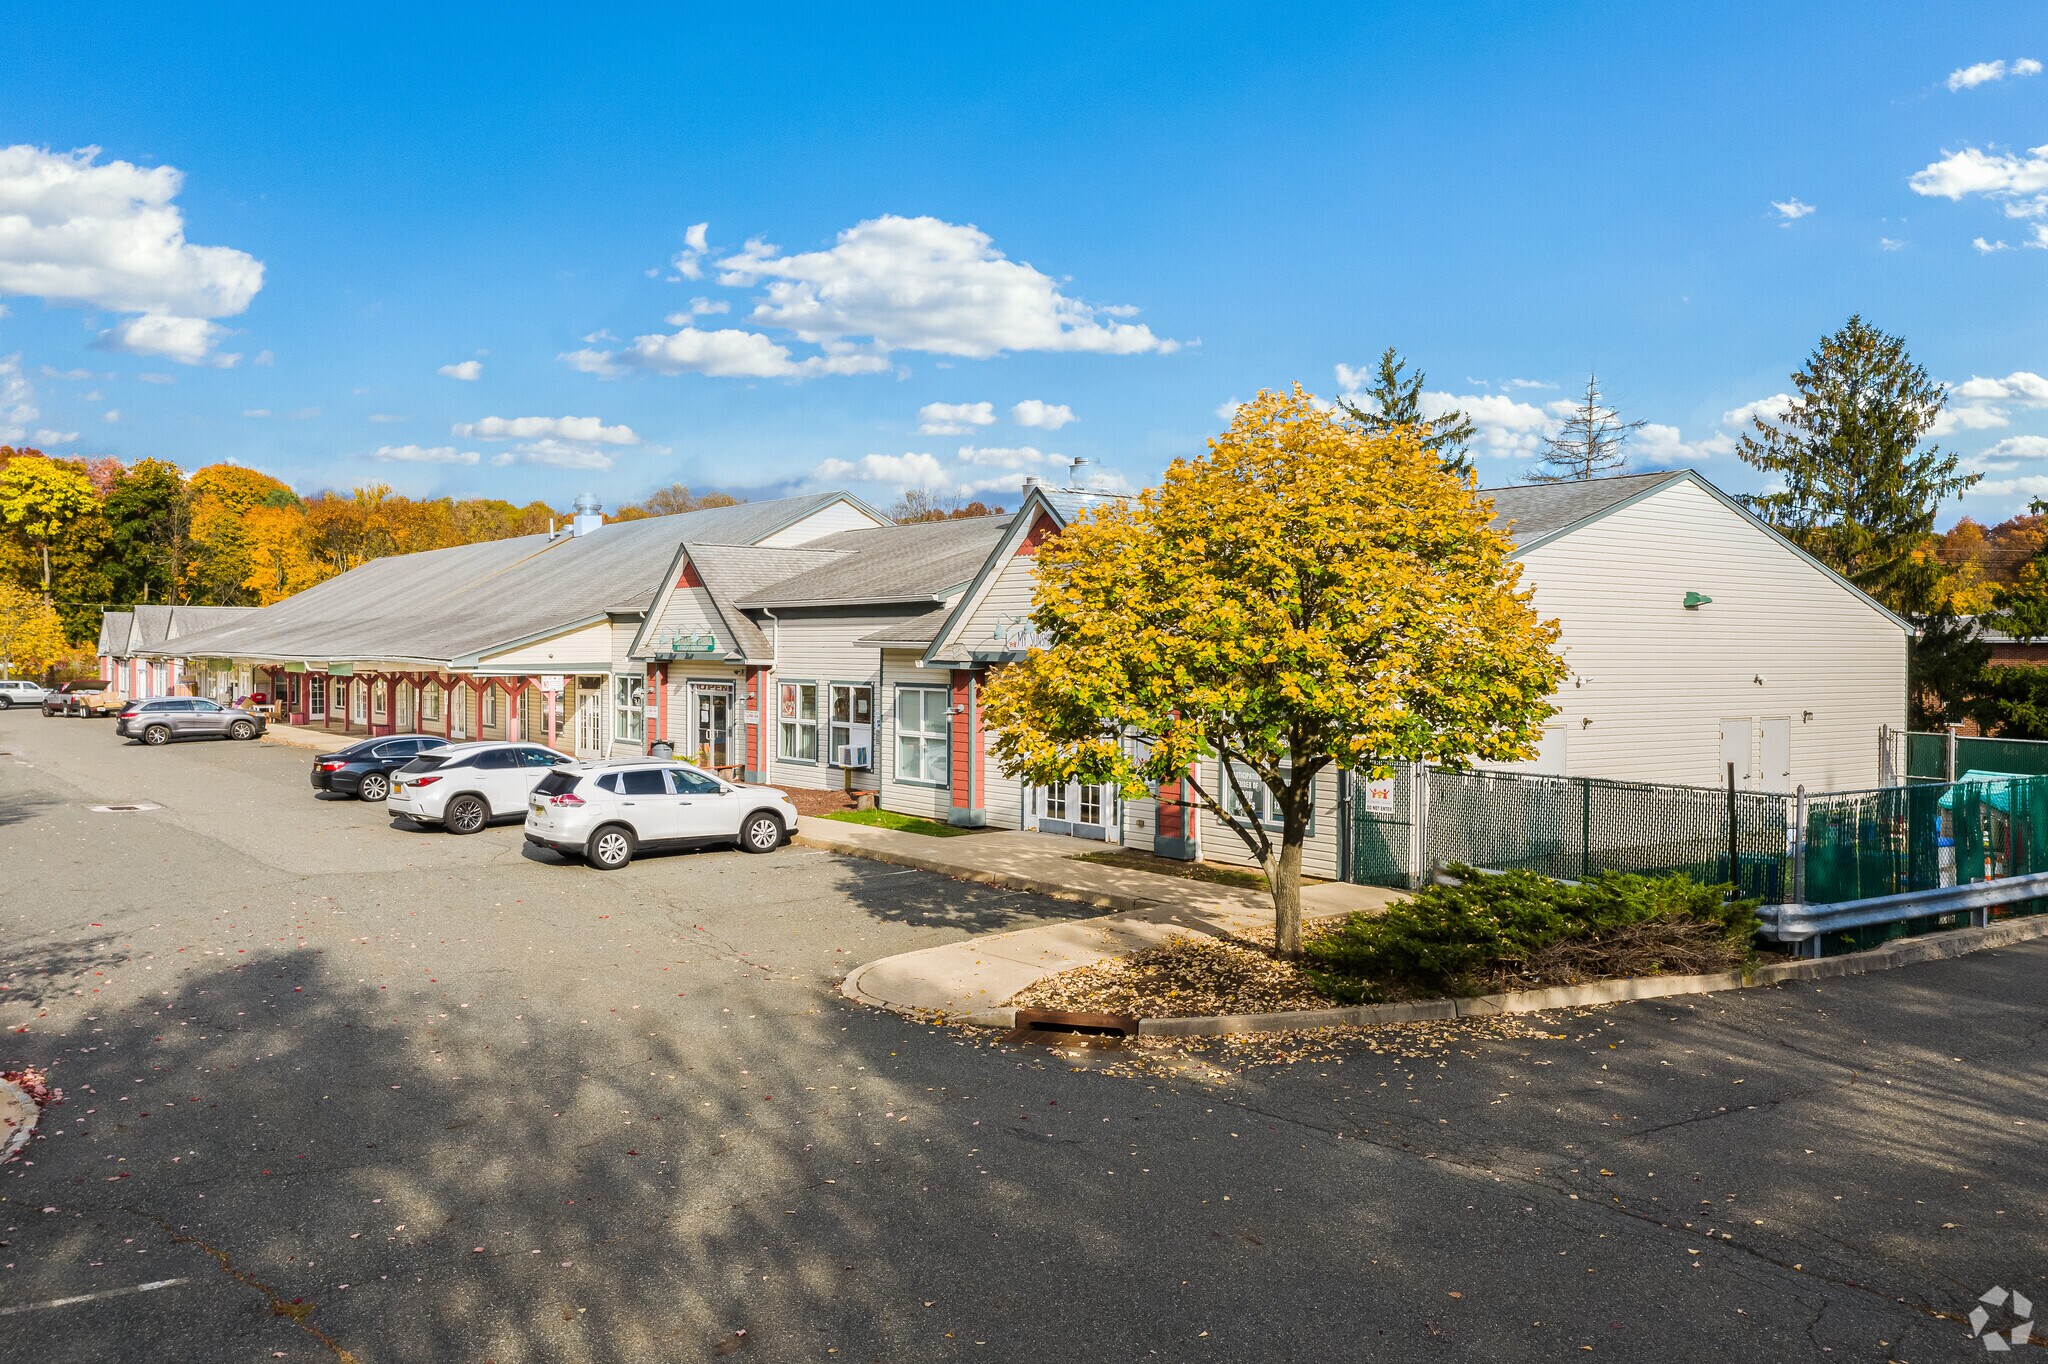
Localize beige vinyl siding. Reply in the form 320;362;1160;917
608;618;642;672
878;649;954;821
765;608;896;792
1190;761;1343;880
479;680;509;741
637;583;727;660
1507;477;1907;793
756;499;890;548
477;620;612;672
983;721;1025;831
943;551;1038;658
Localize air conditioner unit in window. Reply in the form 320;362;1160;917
835;745;871;769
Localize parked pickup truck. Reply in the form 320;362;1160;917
42;680;124;717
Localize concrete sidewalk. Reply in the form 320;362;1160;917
805;818;1404;1025
260;720;339;751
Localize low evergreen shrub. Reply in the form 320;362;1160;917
1303;868;1760;1003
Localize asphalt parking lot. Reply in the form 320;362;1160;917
1;712;2043;1362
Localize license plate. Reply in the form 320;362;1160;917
530;802;544;816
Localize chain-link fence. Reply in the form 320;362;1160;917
1348;763;2048;908
1900;729;2048;782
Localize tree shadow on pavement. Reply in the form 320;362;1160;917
822;855;1104;937
0;942;1118;1364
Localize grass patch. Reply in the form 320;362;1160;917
1304;867;1759;1004
821;808;980;837
1074;849;1275;890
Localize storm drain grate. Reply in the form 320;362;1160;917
1003;1007;1140;1048
88;803;162;814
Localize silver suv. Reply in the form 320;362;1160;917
524;758;797;869
0;680;48;709
116;697;268;745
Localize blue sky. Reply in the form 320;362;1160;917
3;3;2045;524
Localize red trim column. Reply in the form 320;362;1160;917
948;668;985;827
506;681;522;743
743;667;767;783
1153;763;1198;860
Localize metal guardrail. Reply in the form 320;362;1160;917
1757;869;2048;955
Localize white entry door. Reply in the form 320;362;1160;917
1029;782;1119;842
1759;717;1791;791
1719;719;1753;787
573;677;606;758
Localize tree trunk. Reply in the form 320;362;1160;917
40;541;51;603
1266;819;1307;959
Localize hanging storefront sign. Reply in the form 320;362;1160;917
540;674;565;693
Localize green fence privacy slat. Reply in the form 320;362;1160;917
1800;772;2048;903
1348;764;1414;889
1957;736;2048;779
1410;768;1788;900
1904;732;1948;782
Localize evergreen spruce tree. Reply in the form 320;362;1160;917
1528;373;1642;483
1338;347;1477;478
1736;314;1976;614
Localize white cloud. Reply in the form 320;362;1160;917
1931;404;2010;435
918;400;996;434
242;408;269;417
289;406;321;420
1215;398;1243;421
453;414;642;446
1504;378;1555;390
1947;58;2041;91
34;428;76;445
1879;236;1906;250
1772;198;1816;221
367;444;480;465
136;371;173;384
0;144;261;364
94;313;237;366
955;444;1056;469
1954;371;2048;403
1425;391;1551;458
1723;394;1794;429
437;359;482;380
564;327;890;379
815;451;951;487
367;413;405;423
39;366;95;380
717;215;1175;359
1010;398;1075;429
1968;476;2048;498
668;222;710;281
1634;422;1734;465
1333;362;1373;394
1910;145;2048;243
684;296;729;316
252;349;273;367
1982;435;2048;460
102;408;119;422
0;355;37;442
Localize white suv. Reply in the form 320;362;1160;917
0;679;49;709
387;740;566;834
524;758;798;869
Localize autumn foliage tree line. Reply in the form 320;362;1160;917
0;446;757;674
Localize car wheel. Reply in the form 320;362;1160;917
586;826;635;870
445;794;488;835
0;696;11;710
740;811;784;854
358;772;390;803
142;724;171;746
228;719;256;740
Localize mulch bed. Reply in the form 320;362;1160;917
781;787;874;819
1008;918;1747;1021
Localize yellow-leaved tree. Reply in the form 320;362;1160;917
0;581;67;679
980;387;1568;957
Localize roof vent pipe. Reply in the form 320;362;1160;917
571;493;604;538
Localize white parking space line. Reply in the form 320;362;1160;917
0;1277;191;1314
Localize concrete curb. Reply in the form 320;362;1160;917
1137;913;2048;1036
794;829;1174;916
0;1077;41;1163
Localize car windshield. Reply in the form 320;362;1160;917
533;771;580;798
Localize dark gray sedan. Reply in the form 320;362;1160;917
115;697;268;745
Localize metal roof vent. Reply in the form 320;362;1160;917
571;493;604;538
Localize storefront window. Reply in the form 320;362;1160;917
614;674;645;743
895;686;950;786
828;684;874;768
778;681;818;762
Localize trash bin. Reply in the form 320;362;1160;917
649;741;673;760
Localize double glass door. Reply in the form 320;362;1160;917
690;684;733;768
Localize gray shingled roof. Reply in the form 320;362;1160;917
163;493;855;665
854;604;956;649
97;611;132;657
674;543;846;660
737;515;1014;609
1479;471;1683;548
